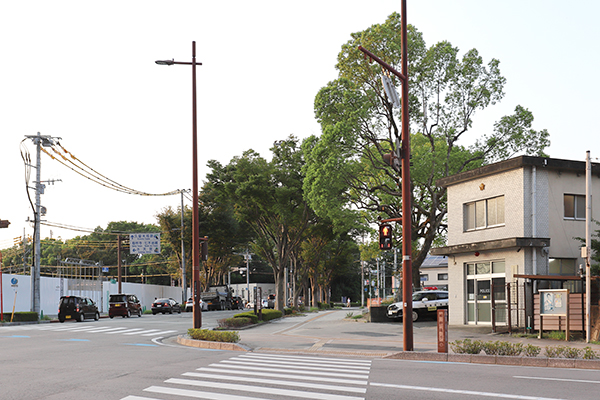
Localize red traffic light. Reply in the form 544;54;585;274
379;223;393;250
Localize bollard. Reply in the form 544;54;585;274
437;309;448;353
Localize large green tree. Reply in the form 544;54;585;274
205;136;312;310
304;13;550;289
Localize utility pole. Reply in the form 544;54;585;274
585;151;592;342
25;132;60;316
359;0;413;350
179;189;189;305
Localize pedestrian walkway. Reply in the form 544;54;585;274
120;353;372;400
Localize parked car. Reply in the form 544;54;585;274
152;298;181;314
58;296;99;322
267;294;276;309
387;290;449;322
108;293;142;318
185;297;208;312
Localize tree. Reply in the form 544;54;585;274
205;136;312;310
304;13;550;289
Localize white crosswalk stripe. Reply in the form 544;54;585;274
0;324;178;338
120;353;371;400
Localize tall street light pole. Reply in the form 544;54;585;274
359;0;413;351
156;42;203;329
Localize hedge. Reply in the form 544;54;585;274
0;312;38;322
188;328;240;343
233;309;283;323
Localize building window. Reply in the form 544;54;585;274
464;196;505;231
420;274;429;282
438;273;448;281
564;194;585;220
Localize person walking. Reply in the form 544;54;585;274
347;297;351;307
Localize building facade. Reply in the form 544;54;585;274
431;156;599;326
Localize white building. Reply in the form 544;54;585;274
431;156;599;326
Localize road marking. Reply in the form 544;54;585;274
239;353;372;366
144;386;271;400
181;372;367;393
122;329;160;335
514;375;600;384
209;362;365;379
58;338;90;342
220;359;369;376
122;343;158;347
369;382;567;400
141;330;176;336
195;367;368;385
229;356;371;370
163;378;365;400
1;335;30;338
104;328;144;335
85;327;132;333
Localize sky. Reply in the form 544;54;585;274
1;0;599;248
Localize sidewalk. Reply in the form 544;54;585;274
228;308;600;367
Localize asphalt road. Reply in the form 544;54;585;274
1;309;599;399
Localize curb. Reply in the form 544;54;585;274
384;351;600;370
176;335;249;352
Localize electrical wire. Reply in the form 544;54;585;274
40;141;180;197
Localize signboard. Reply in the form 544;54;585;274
11;277;18;287
540;289;568;315
129;233;161;254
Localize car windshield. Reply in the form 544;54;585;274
109;295;126;303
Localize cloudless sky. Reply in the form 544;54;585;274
1;0;598;247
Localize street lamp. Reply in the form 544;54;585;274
156;42;203;329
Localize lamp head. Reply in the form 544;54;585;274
155;59;175;66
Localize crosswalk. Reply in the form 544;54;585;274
0;323;178;338
120;353;372;400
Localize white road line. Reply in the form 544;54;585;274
38;325;102;331
105;328;145;335
164;378;365;400
220;360;369;376
208;363;365;379
195;367;368;385
85;327;132;333
514;375;600;384
239;353;372;366
141;330;176;336
229;356;371;370
181;372;367;393
121;396;167;400
121;329;160;335
369;382;567;400
145;386;270;400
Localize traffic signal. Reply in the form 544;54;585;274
379;224;393;250
200;236;208;261
0;219;10;228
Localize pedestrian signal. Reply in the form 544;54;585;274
379;224;393;250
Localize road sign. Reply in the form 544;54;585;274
130;233;161;254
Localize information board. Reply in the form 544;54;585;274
130;233;161;254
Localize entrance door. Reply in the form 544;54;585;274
466;261;506;325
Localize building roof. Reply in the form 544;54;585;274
436;155;600;188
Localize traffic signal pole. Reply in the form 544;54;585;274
359;0;413;351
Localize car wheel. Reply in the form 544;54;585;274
109;315;114;319
412;310;419;322
138;309;142;317
127;310;131;318
59;316;65;323
95;312;100;321
152;311;156;315
79;313;85;322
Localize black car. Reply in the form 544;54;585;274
231;296;245;310
151;298;181;314
58;296;100;322
108;293;142;318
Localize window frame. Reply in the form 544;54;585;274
464;195;505;232
564;194;586;220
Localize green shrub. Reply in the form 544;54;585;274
1;312;38;322
523;344;541;357
544;345;566;358
450;339;483;354
562;346;582;359
261;309;283;321
188;328;240;343
233;312;259;324
583;347;599;359
218;317;253;328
